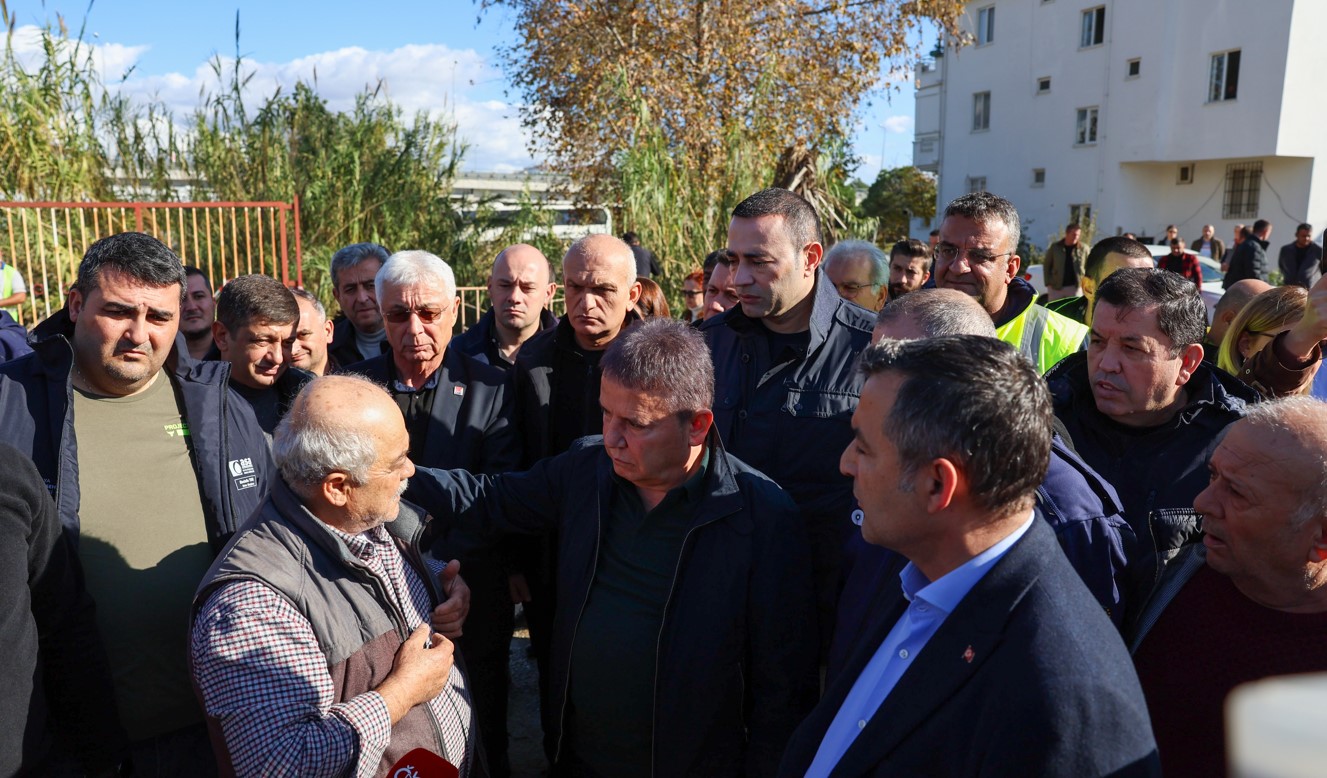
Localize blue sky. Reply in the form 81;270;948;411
12;1;925;184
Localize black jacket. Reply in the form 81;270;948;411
1223;236;1269;287
450;307;558;370
511;311;640;466
0;311;275;551
0;443;127;774
1046;353;1254;611
328;315;386;371
408;431;820;777
0;310;31;363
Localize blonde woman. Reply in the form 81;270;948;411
1218;285;1311;396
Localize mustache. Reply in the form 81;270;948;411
1091;372;1126;391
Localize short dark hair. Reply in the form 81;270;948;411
1066;222;1081;231
1298;222;1313;234
889;238;930;262
929;229;940;237
859;335;1051;515
732;188;823;248
1084;236;1152;285
1253;219;1271;234
601;318;714;417
216;274;300;334
941;192;1020;252
76;232;186;301
1093;268;1206;354
330;242;390;288
1169;237;1183;247
621;231;640;245
702;249;727;283
183;265;212;294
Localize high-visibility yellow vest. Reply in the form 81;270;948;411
996;301;1090;375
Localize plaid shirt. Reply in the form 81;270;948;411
192;523;474;777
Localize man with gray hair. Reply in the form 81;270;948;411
343;249;518;774
934;192;1088;373
508;233;643;737
822;239;887;311
289;287;335;376
410;319;818;776
191;374;476;776
1131;396;1327;778
328;242;391;367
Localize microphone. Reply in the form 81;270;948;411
387;748;459;778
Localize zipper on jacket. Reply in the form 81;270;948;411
553;497;603;765
648;523;701;778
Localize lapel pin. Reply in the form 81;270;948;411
453;385;465;396
962;645;975;663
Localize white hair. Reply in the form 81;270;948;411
375;249;457;299
1241;396;1327;526
272;375;385;499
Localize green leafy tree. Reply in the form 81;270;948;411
858;166;937;244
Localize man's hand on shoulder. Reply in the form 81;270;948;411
377;623;455;725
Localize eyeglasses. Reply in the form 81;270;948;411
383;305;447;324
934;244;1015;266
833;282;874;295
681;289;703;298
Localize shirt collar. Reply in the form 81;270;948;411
325;522;393;561
899;511;1036;615
393;367;441;393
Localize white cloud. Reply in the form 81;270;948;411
883;115;914;134
7;26;540;173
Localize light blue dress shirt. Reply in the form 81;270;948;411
804;514;1036;777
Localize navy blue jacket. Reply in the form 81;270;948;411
830;435;1137;678
0;310;31;363
407;431;819;777
449;307;558;370
0;312;274;551
780;519;1161;778
700;274;874;649
1046;353;1254;615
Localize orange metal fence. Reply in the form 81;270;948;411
0;199;302;325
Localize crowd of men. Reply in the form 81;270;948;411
1;187;1326;778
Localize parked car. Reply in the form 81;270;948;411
1021;264;1045;296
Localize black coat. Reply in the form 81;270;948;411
779;519;1160;778
0;313;274;551
449;306;558;370
1223;237;1269;287
407;431;820;777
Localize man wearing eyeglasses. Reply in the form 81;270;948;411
933;192;1089;374
342;249;519;775
822;239;887;311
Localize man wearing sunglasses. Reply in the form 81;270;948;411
933;192;1088;375
343;249;520;774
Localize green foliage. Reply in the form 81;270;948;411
857;166;937;244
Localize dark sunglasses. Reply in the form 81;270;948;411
384;306;447;324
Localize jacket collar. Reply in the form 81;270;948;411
719;269;844;353
553;308;641;355
269;475;429;569
991;276;1036;329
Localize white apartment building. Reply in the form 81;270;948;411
912;0;1327;249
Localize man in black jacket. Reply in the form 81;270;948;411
327;242;390;368
508;233;642;746
411;320;818;777
1047;268;1256;614
450;243;558;369
1224;218;1272;288
0;232;273;773
343;248;519;775
701;187;875;654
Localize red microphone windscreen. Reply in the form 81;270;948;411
387;748;459;778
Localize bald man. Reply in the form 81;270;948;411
190;375;476;775
452;243;559;369
1204;278;1271;358
509;234;643;752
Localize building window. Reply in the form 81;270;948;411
1223;161;1262;219
1127;58;1141;78
1075;107;1099;145
976;6;995;45
1177;164;1195;185
1070;204;1093;225
968;176;988;194
1037;76;1052;93
973;91;991;132
1210;50;1241;102
1080;6;1105;48
1032;168;1046;188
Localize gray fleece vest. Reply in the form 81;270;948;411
193;480;457;777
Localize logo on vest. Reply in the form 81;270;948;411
228;457;257;491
